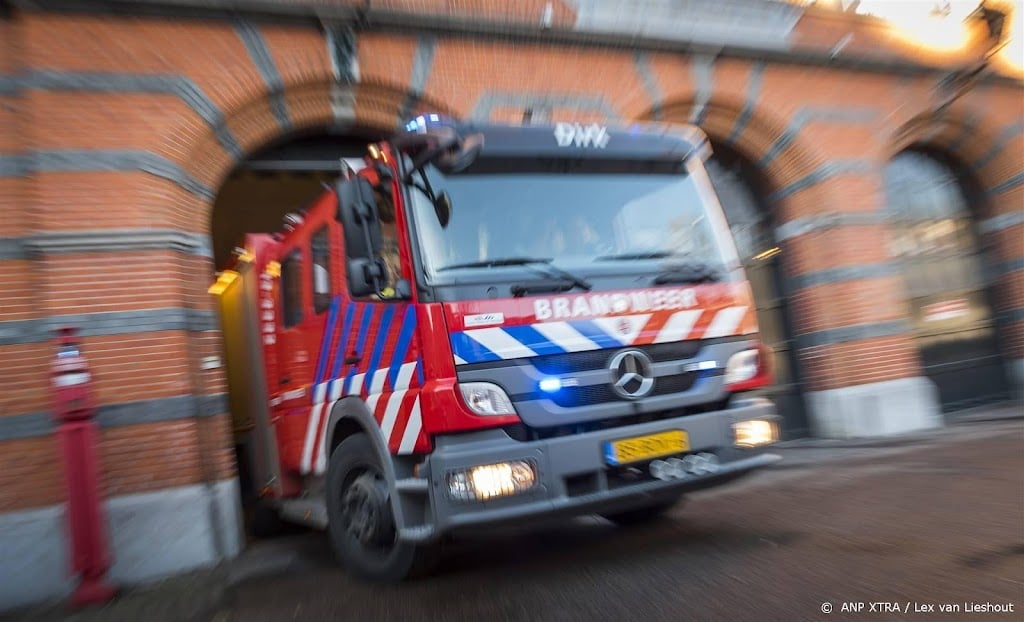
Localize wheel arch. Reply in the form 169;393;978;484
323;397;416;531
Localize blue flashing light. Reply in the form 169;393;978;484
403;113;458;134
538;377;562;393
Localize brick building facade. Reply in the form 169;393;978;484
1;0;1021;610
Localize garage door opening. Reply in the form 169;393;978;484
209;129;385;537
883;147;1013;412
705;142;810;438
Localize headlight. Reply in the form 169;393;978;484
724;349;760;385
733;419;779;448
458;382;516;416
447;460;537;501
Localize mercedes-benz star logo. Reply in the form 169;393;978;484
608;349;655;399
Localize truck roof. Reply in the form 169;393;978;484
399;114;711;163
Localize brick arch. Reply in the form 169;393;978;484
887;111;1024;376
645;97;837;223
163;76;456;484
169;76;459;225
887;110;1001;194
639;97;931;417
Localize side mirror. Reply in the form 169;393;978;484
433;191;452;228
336;176;381;260
347;258;386;298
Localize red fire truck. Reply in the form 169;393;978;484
212;114;782;581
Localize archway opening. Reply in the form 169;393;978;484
212;128;383;270
705;141;810;438
209;126;387;538
883;147;1013;412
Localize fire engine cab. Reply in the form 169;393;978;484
212;114;782;581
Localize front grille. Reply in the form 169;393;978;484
505;399;730;442
530;341;704;375
512;372;700;408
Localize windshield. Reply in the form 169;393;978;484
407;157;739;287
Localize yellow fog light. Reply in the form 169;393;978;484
447;460;537;501
733;419;779;448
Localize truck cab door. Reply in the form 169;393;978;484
270;220;340;483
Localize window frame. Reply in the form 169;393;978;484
280;248;304;328
310;224;332;314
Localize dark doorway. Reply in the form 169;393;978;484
883;148;1012;411
210;128;385;537
212;132;376;269
706;142;810;438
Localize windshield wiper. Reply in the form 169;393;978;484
439;257;552;270
595;251;677;261
653;262;722;285
438;257;592;295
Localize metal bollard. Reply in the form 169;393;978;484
51;327;118;607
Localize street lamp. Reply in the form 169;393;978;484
933;1;1011;113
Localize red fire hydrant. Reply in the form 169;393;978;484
51;326;118;607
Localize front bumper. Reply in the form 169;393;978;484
403;398;781;543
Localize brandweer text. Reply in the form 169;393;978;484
534;288;699;320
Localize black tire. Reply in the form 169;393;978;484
325;432;438;582
600;496;684;526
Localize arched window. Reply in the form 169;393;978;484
884;151;987;299
883;149;1010;411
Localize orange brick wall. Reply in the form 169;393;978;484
1;4;1021;512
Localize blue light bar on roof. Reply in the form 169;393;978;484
404;113;455;134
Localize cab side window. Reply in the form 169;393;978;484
372;184;402;298
280;249;303;328
311;226;332;314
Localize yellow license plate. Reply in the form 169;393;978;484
604;430;690;466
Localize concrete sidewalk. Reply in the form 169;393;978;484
4;401;1021;622
768;400;1022;470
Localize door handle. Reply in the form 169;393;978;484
280;376;291;385
344;355;361;365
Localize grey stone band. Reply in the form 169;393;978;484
0;75;18;96
947;110;979;154
795;319;911;349
0;154;28;176
4;149;216;199
979;211;1024;234
768;159;875;203
759;106;878;167
988;172;1024;197
633;52;663;122
973;119;1024;172
397;35;437;126
23;70;243;160
470;91;619;122
688;53;714;126
789;262;899;291
0;308;219;346
0;237;28;261
326;23;359;85
774;211;888;242
0;393;229;442
725;61;764;145
994;257;1024;278
999;308;1024;324
235;20;292;132
0;229;212;260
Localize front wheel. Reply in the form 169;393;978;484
600;496;685;526
325;433;437;582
